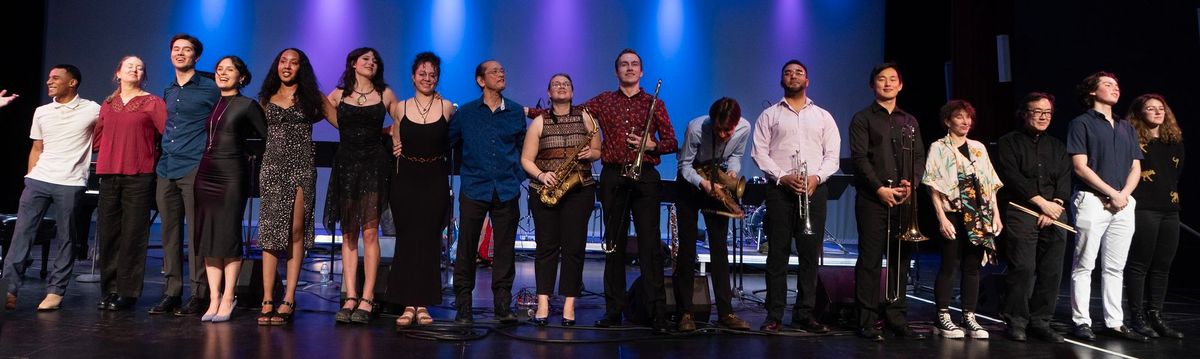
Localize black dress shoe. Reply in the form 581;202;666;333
890;326;927;340
108;296;137;311
1028;326;1065;343
594;314;621;328
1147;310;1184;339
174;296;206;316
148;295;180;314
98;293;118;310
759;320;782;333
857;328;885;342
495;311;518;325
454;310;474;325
1104;326;1149;342
652;318;671;334
789;318;831;333
1008;326;1027;342
1073;324;1096;341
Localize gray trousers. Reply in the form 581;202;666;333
157;168;207;298
3;178;83;296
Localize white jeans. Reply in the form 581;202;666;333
1070;191;1136;328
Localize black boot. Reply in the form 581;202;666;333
1130;311;1159;338
1147;310;1184;339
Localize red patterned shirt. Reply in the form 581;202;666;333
579;88;677;166
94;94;167;175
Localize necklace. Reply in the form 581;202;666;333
353;86;373;105
413;95;436;122
206;97;232;152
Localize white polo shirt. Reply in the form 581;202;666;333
26;94;101;186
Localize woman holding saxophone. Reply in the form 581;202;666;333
520;73;600;326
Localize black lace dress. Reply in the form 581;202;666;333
324;101;391;236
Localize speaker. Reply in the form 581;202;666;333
814;266;892;326
235;258;277;308
625;274;712;324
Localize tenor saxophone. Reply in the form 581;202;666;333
695;164;746;218
537;110;600;207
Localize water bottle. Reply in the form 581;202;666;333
320;262;331;283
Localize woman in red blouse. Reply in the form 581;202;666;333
93;55;166;311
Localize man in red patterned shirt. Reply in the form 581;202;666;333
586;49;677;332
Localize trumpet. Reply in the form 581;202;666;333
620;79;663;181
537;109;600;207
790;152;814;235
695;163;746;218
885;125;928;303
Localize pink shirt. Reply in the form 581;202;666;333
750;97;841;183
94;94;167;175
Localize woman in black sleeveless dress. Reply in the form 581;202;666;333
325;48;397;324
386;52;455;327
195;56;267;322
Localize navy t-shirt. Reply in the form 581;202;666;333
1065;109;1143;193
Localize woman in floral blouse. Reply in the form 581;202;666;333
922;99;1003;340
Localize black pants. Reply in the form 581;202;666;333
854;194;915;330
157;168;207;299
454;191;520;313
673;177;738;319
528;185;595;296
599;165;666;322
97;174;154;298
1125;209;1180;314
1000;204;1066;330
934;212;985;312
764;183;828;323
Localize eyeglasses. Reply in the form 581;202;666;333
550;82;572;89
1027;110;1053;118
486;68;506;76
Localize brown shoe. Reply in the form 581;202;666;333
5;293;15;310
37;293;63;311
678;312;697;332
719;314;751;330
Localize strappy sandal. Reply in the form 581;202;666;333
350;298;376;324
271;301;294;325
396;307;416;328
415;307;434;326
257;301;276;326
335;297;359;323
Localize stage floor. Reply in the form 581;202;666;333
2;227;1198;358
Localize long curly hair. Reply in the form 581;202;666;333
336;47;387;99
1128;93;1183;144
258;48;326;121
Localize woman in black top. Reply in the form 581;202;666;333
195;56;267;322
1125;94;1185;339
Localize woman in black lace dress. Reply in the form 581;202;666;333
256;48;337;325
195;55;267;322
385;52;456;327
325;47;397;324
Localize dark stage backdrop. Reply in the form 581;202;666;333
32;0;885;238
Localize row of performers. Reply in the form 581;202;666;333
0;35;1184;343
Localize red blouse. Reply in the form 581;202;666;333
94;94;167;175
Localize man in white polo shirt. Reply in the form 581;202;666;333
3;64;100;311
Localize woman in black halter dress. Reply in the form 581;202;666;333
386;52;455;327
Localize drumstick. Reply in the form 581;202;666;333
1008;202;1077;234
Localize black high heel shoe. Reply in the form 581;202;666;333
336;297;359;323
561;317;576;327
350;298;376;324
271;301;295;325
257;301;276;326
529;316;549;326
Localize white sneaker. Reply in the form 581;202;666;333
963;312;989;339
936;310;965;339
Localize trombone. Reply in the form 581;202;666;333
604;79;663;254
885;125;928;303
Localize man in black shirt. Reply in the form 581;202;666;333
994;92;1070;343
849;63;927;341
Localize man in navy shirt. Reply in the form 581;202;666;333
152;34;219;316
1065;71;1146;342
449;60;526;325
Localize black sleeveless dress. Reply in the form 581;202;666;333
195;95;267;258
324;101;391;235
384;110;449;306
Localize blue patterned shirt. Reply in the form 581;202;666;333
449;96;527;202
